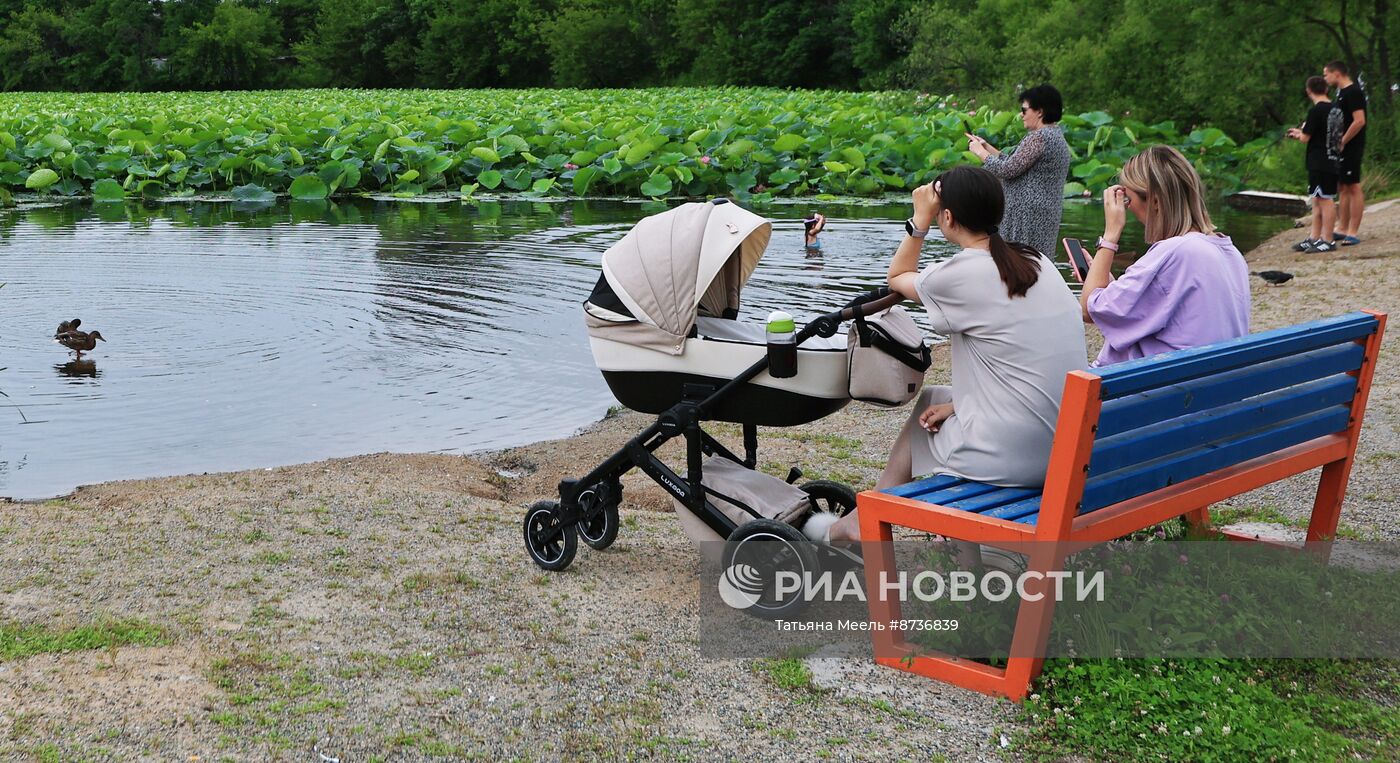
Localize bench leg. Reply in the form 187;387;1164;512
859;514;903;662
1001;543;1069;701
1184;505;1212;537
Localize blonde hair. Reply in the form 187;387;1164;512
1119;145;1215;243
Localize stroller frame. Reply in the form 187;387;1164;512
524;287;904;572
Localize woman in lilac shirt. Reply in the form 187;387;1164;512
1080;145;1250;366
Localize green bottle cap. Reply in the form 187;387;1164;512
766;310;795;334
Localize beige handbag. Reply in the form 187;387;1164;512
847;305;931;407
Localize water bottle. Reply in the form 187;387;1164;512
766;310;797;378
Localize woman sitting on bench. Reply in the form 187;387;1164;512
817;166;1087;544
1081;145;1251;366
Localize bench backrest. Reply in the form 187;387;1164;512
1070;311;1381;516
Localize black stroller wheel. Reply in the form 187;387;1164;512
721;519;819;618
523;501;577;571
800;480;858;517
576;480;622;551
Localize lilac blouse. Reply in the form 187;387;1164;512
1087;232;1250;366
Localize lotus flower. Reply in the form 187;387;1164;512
699;155;712;165
564;162;578;170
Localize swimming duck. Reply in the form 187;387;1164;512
56;329;105;357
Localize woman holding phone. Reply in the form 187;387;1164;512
1080;145;1250;366
967;84;1071;258
814;166;1086;545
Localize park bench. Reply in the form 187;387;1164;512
857;310;1387;701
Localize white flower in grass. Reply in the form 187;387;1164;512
1222;725;1232;735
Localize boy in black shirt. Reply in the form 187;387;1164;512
1287;76;1343;253
1324;60;1367;245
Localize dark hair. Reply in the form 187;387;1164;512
1324;60;1349;76
1018;84;1063;123
933;166;1042;298
1306;76;1328;95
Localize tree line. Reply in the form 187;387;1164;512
0;0;1394;157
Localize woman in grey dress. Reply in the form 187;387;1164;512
968;84;1071;258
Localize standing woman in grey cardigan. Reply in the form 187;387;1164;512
967;84;1071;257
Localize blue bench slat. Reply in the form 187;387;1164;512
884;473;965;499
921;481;1003;505
1095;312;1377;399
1096;343;1364;438
1089;374;1358;476
1081;406;1351;512
947;486;1041;513
983;495;1044;521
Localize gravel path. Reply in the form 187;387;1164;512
1;201;1396;760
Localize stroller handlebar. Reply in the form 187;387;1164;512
800;288;907;340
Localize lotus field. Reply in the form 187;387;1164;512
0;88;1274;204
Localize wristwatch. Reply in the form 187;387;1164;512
1096;237;1120;253
905;217;930;239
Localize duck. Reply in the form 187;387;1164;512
56;328;105;358
55;318;81;337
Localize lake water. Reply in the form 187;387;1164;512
0;197;1291;499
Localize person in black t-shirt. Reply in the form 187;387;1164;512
1287;76;1343;253
1324;60;1368;245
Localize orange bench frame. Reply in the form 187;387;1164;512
856;310;1387;701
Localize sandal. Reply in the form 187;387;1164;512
1339;235;1362;246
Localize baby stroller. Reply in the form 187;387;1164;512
522;199;923;614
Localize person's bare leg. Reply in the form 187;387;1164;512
1335;187;1351;239
828;401;924;542
1309;201;1324;242
1318;198;1335;244
1345;183;1365;237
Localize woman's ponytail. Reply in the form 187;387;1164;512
987;228;1043;299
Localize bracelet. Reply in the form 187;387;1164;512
1096;237;1120;253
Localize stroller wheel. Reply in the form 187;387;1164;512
523;501;577;571
722;519;819;618
800;480;858;518
577;480;622;551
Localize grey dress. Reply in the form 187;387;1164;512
982;125;1071;258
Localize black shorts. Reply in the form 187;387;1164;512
1340;144;1364;184
1307;170;1338;199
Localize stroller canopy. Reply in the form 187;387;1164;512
585;200;772;354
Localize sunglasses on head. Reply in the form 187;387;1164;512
1020;106;1030;113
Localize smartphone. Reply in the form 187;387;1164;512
803;216;820;233
1062;237;1092;282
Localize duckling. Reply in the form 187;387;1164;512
57;329;105;358
55;318;81;338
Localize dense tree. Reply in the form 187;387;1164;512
0;0;1393;159
168;2;282;88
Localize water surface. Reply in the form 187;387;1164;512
0;197;1290;498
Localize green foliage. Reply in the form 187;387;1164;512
0;618;167;660
1020;659;1400;762
0;88;1271;201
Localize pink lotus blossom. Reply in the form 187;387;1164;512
1220;594;1231;603
968;111;976;116
754;184;767;193
1178;554;1189;564
564;162;578;170
699;155;712;165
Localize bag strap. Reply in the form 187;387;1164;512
867;326;932;372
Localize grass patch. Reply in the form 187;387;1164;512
0;618;166;661
754;656;819;695
1019;658;1400;761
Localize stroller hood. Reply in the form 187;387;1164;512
585;200;771;354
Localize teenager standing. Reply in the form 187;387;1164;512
1324;60;1367;245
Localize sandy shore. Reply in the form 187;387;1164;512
2;202;1398;760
